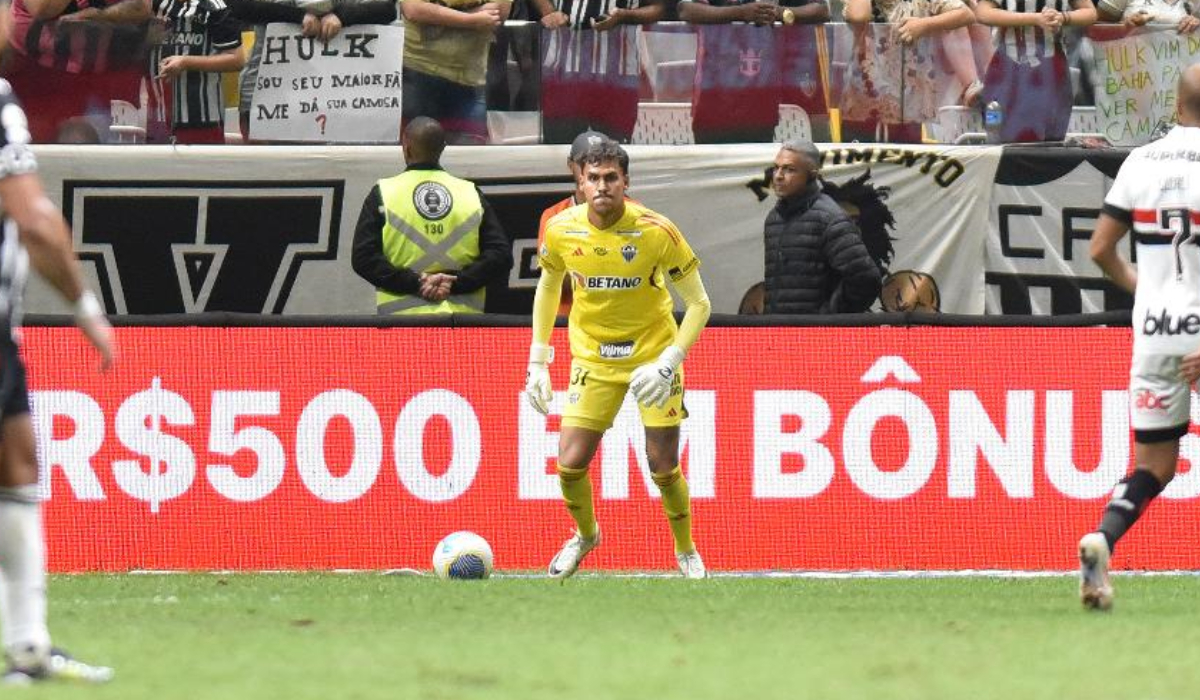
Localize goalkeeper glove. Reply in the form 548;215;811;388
525;343;554;415
629;346;685;408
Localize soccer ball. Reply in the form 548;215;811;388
432;531;494;580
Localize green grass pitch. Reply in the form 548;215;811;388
25;573;1200;700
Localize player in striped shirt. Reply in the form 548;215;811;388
1078;63;1200;611
0;80;116;685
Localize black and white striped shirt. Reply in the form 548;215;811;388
150;0;242;127
989;0;1070;64
0;81;37;331
552;0;640;28
542;0;644;78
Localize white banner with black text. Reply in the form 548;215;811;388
249;23;404;144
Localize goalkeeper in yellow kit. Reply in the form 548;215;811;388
524;139;713;579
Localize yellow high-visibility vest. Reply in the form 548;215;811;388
376;169;486;315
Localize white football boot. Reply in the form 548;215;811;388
548;527;601;580
1079;532;1113;611
676;550;707;579
3;645;114;685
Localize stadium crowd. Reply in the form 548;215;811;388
0;0;1193;145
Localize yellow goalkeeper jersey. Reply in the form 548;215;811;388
539;201;701;367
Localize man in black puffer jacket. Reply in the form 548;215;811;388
763;140;881;314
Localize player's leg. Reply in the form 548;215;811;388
548;427;605;579
1080;437;1176;610
1079;354;1183;610
0;348;111;684
0;334;50;680
548;362;623;579
557;426;604;542
645;426;705;578
1099;439;1177;551
642;372;704;578
0;413;51;682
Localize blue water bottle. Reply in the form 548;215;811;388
984;100;1003;144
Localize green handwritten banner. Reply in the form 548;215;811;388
1089;26;1198;145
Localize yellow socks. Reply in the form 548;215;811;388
557;464;693;552
557;464;598;540
652;466;694;554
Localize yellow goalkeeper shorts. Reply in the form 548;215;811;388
562;358;687;432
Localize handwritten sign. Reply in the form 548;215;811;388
249;23;404;143
1089;26;1200;145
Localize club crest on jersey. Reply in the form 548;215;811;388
413;182;453;221
621;244;637;262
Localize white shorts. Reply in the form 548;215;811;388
1129;353;1192;442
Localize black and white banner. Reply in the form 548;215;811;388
816;144;997;314
23;143;1135;317
986;148;1132;315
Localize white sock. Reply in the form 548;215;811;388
0;487;51;662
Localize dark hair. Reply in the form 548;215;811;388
576;140;630;175
402;116;447;163
822;170;896;272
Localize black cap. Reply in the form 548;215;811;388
569;130;610;161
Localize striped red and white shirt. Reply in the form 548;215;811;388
1104;125;1200;355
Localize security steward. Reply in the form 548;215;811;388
353;117;512;314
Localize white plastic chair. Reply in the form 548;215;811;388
109;99;146;144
